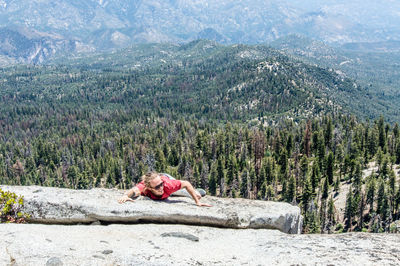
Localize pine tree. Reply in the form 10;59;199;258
324;117;333;150
208;166;217;196
367;128;377;158
326;151;335;185
334;175;340;192
286;134;294;156
240;169;249;198
345;186;354;230
319;199;327;232
168;145;179;166
265;185;275;201
377;179;386;216
396;143;400;164
376;147;384;170
302;176;313;210
193;163;201;188
226;154;236;196
285;175;296;203
264;157;274;185
177;155;187;178
378;116;386;151
327;196;336;231
389;169;396;198
299;155;309;188
381;196;390;223
353;162;362;189
395;187;400;217
366;178;376;212
303;120;312;157
249;166;256;198
394;123;399;139
304;200;320;233
155;148;166;172
358;193;366;230
279;148;288;176
77;170;89;189
352;176;362;229
106;168;116;188
317;131;326;171
311;162;320;193
217;156;225;196
67;165;79;189
321;177;329;200
258;182;267;200
380;156;389;179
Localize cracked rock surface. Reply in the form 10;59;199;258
1;185;302;233
1;224;400;266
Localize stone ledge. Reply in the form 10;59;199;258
1;185;302;234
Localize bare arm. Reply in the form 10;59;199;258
180;181;212;207
118;186;141;203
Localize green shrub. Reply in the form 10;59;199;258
335;223;344;233
0;188;30;223
389;222;399;233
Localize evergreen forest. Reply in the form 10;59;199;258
1;41;399;233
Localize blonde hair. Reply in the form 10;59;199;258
141;172;160;188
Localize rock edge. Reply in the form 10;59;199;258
1;185;303;234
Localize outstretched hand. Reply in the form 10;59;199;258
118;195;134;204
196;202;212;207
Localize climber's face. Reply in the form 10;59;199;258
148;176;164;196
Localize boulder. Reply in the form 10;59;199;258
0;185;302;234
1;223;400;265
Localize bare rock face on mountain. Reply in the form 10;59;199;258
0;28;82;65
0;185;303;234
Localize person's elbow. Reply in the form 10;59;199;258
180;180;191;189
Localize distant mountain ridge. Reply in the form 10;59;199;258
2;40;395;122
269;34;400;100
1;0;400;63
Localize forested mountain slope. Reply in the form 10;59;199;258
3;40;394;123
270;35;400;119
1;41;400;233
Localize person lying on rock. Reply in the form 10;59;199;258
118;172;212;207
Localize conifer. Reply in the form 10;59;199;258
366;178;376;212
208;166;217;196
345;187;354;230
286;175;296;203
240;169;249;198
326;151;335;185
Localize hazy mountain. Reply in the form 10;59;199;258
31;40;398;122
270;34;400;102
1;0;400;63
341;41;400;53
0;27;92;65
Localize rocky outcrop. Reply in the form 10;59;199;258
1;186;399;265
1;223;400;265
0;28;79;64
0;185;302;234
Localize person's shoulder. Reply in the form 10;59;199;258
135;181;145;192
162;175;181;188
136;180;145;186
